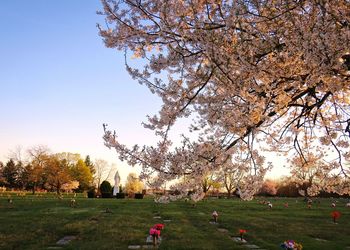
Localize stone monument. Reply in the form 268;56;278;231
113;170;121;196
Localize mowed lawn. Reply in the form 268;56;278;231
0;194;349;250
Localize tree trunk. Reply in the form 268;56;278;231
56;181;61;194
32;183;36;194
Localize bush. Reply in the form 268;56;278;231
116;193;125;199
134;193;144;199
100;181;112;198
87;188;96;198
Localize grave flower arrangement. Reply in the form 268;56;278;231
212;211;218;223
149;224;164;246
331;211;341;223
239;229;247;241
280;240;303;250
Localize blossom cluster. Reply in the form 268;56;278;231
149;224;164;237
100;0;350;200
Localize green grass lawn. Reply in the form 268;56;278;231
0;194;349;250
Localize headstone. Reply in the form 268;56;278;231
217;228;228;233
146;235;153;243
56;236;77;245
314;238;328;242
232;237;247;243
245;244;260;249
142;245;154;249
146;235;162;243
128;245;141;249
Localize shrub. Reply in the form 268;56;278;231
87;188;96;198
100;181;112;198
259;179;278;196
134;193;144;199
116;193;125;199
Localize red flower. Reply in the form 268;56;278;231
239;229;247;234
154;224;164;230
331;211;341;219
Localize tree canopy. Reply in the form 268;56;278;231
100;0;350;200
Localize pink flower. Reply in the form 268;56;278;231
149;228;160;236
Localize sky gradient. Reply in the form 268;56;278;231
0;0;287;182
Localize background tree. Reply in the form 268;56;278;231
27;145;50;194
70;159;93;192
8;145;25;164
259;179;278;196
276;177;299;197
56;152;81;167
93;159;111;194
2;159;18;188
220;165;244;198
100;0;350;200
125;173;144;194
14;160;26;190
85;155;95;176
0;161;5;186
61;181;80;193
44;155;72;194
289;152;332;197
201;174;215;194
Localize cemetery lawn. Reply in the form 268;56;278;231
0;194;350;250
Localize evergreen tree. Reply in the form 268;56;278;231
84;155;95;175
3;159;19;188
0;161;5;186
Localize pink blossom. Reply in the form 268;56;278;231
149;228;160;237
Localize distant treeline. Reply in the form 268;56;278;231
0;146;99;194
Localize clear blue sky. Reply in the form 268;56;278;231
0;0;287;180
0;0;163;181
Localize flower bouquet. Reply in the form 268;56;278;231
280;240;303;250
149;224;164;246
239;229;247;241
331;211;341;223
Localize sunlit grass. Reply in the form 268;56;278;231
0;194;349;249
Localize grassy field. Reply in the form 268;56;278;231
0;193;349;250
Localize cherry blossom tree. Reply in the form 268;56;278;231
99;0;350;200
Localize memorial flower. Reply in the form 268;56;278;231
149;224;165;246
331;211;341;223
154;224;164;230
239;229;247;241
149;228;160;237
280;240;303;250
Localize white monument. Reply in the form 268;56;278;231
113;170;121;196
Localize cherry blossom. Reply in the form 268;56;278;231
99;0;350;200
